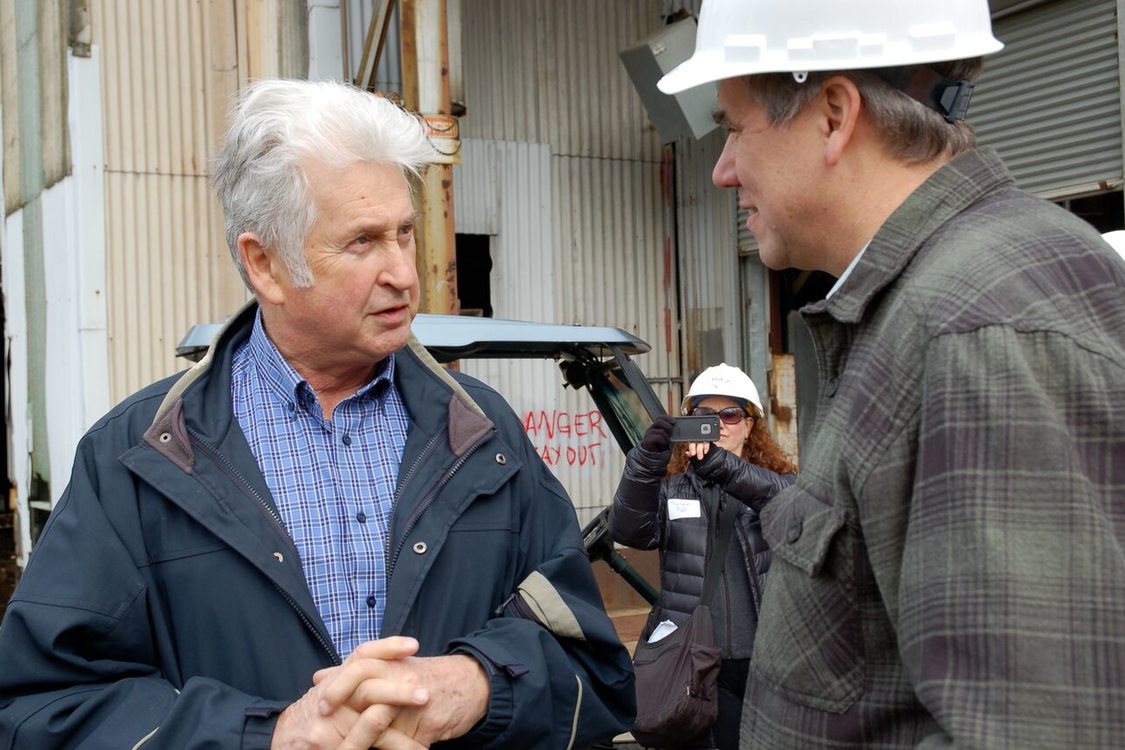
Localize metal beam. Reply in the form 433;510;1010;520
355;0;398;90
400;0;460;316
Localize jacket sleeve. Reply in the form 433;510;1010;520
884;326;1125;748
0;436;286;750
608;445;671;550
445;442;635;750
692;447;795;512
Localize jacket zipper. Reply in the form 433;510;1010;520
386;429;445;574
747;546;764;614
723;572;733;653
388;433;487;579
186;430;340;665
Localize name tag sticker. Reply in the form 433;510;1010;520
667;498;701;520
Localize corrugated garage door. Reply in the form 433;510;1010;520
971;0;1122;199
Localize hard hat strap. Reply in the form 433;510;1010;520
875;66;976;124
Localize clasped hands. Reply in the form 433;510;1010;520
271;636;490;750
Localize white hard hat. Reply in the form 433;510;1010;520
682;363;764;415
1102;231;1125;261
658;0;1004;94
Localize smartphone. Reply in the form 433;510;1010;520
670;415;721;443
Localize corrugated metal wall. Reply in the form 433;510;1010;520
675;128;742;379
93;0;236;402
90;0;307;403
972;0;1123;198
457;0;676;524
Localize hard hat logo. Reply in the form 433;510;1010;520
658;0;1004;95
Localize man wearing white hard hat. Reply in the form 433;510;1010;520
661;1;1125;748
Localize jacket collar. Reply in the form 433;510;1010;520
806;147;1015;325
146;300;494;470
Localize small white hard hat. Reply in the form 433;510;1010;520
658;0;1004;94
1102;231;1125;261
682;363;764;415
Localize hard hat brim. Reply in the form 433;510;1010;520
657;38;1004;95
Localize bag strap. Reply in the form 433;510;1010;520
699;485;738;606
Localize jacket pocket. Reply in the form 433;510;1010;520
751;484;864;713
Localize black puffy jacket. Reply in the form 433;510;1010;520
609;444;795;656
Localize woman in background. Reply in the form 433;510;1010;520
610;364;798;750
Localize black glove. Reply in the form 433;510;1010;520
640;415;675;453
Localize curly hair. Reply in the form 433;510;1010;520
667;417;798;477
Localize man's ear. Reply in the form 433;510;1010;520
238;233;286;305
820;76;862;167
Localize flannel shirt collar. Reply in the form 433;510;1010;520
811;147;1015;325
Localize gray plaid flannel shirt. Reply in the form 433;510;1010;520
742;148;1125;749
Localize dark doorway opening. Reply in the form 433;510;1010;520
1058;189;1124;233
455;234;493;318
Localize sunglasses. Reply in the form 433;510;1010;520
690;406;751;425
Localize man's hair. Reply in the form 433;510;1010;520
211;79;435;289
745;58;985;163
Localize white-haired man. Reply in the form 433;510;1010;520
660;1;1125;748
0;79;634;750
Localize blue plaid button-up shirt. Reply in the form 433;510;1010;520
231;313;409;658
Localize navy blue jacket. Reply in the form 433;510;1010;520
0;304;634;749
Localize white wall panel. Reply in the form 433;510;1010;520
454;138;501;235
455;1;676;523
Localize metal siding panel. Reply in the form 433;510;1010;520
457;1;678;519
676;129;741;376
972;0;1122;197
488;140;555;322
459;142;676;525
461;0;542;143
105;173;224;403
453;138;500;235
462;0;664;161
93;0;251;402
539;0;663;161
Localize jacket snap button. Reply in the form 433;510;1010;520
786;519;803;544
413;542;428;554
273;552;284;563
495;453;507;465
158;432;172;443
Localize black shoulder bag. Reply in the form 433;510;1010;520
631;487;737;748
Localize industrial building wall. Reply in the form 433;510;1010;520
455;0;678;525
90;0;307;405
973;0;1122;199
2;3;111;564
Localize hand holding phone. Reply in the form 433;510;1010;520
670;415;721;443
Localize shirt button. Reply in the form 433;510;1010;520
366;595;376;608
342;434;352;446
356;511;367;523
